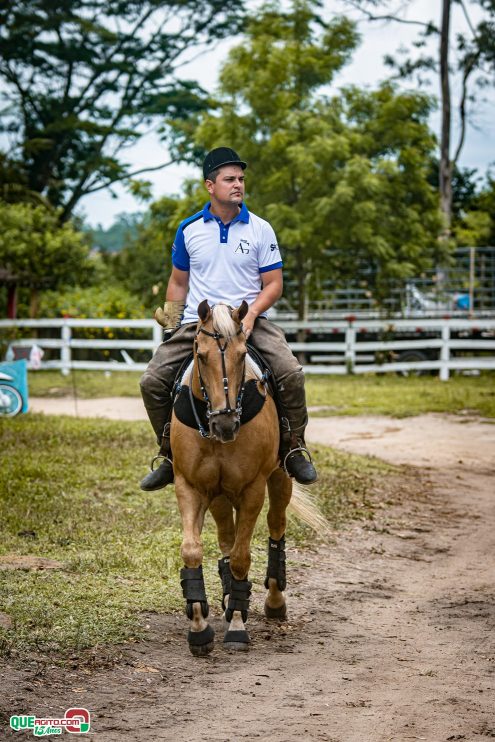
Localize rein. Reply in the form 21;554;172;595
191;324;246;439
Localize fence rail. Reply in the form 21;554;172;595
1;317;494;381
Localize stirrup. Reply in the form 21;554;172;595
150;453;173;471
282;445;313;476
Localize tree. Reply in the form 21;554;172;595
111;185;205;308
87;212;143;253
0;202;92;316
193;0;444;317
454;172;495;245
342;0;495;231
0;0;246;220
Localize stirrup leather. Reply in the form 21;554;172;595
150;421;173;470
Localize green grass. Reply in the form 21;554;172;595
28;370;495;417
28;370;142;398
0;415;392;656
305;373;495;417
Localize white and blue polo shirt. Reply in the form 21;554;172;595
172;202;283;324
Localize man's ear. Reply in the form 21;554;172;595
198;299;211;322
232;300;249;325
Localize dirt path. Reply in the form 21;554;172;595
2;405;494;740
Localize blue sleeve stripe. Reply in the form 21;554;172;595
172;257;190;272
259;261;283;274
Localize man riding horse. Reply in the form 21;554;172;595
139;146;318;490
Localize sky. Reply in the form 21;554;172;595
78;0;495;228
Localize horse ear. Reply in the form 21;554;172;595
232;300;249;325
198;300;211;322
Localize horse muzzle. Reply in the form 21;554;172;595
209;413;241;442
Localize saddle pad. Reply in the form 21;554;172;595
174;379;266;431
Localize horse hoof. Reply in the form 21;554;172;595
187;624;215;657
223;629;250;651
264;602;287;620
189;641;215;657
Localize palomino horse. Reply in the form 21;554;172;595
171;300;322;655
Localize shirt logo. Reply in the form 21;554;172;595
270;243;278;252
235;240;250;255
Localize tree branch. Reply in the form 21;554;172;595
458;0;477;39
452;51;480;165
84;159;175;194
342;0;438;32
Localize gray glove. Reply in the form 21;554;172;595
154;300;185;330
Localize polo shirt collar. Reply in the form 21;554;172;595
202;202;250;224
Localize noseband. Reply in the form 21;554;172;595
191;324;246;439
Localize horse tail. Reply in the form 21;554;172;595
289;482;331;536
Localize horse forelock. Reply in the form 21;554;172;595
211;303;237;339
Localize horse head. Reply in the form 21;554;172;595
194;299;249;442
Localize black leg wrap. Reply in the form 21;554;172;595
180;565;209;619
218;556;232;611
264;536;287;592
187;624;215;647
225;578;252;623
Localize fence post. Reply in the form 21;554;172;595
61;322;72;376
440;324;450;381
345;323;356;374
152;322;163;356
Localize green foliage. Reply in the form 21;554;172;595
37;285;147;358
193;0;444;315
39;285;145;321
454;174;495;247
0;415;390;654
110;191;205;309
87;213;143;253
0;0;246;219
0;201;92;316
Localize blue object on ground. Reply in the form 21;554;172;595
0;359;29;414
456;293;470;310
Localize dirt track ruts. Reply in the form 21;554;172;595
1;404;494;741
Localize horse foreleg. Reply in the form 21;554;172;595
175;474;214;656
209;495;235;613
264;468;293;620
223;481;265;651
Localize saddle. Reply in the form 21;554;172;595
172;344;282;433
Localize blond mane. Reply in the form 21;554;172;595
212;303;237;339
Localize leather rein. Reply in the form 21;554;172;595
190;324;247;439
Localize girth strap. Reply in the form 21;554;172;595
264;536;287;592
180;565;209;619
225;578;252;623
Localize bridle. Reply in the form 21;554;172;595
190;323;247;438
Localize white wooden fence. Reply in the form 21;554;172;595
1;317;495;381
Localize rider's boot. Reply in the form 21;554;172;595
279;420;318;485
140;422;174;491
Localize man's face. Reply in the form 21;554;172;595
206;165;245;206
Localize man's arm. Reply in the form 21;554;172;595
154;267;189;329
166;266;189;301
243;268;283;338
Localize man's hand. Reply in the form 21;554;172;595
242;310;257;340
155;300;185;330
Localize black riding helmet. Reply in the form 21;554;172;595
203;147;247;180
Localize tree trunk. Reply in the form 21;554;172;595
29;288;40;319
439;0;453;233
7;284;18;319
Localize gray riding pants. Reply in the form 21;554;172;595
140;317;308;445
